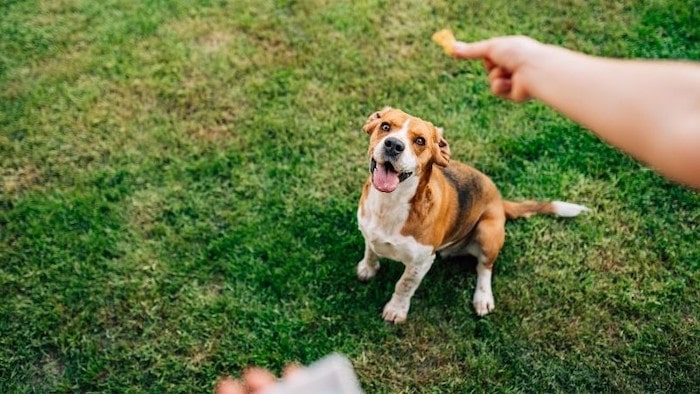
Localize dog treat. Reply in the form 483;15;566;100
431;28;456;55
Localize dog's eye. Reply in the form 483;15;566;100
380;122;391;132
415;137;426;146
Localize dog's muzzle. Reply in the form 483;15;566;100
370;158;412;193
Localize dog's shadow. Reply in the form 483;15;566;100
278;196;486;322
423;254;478;304
435;254;479;276
370;254;479;312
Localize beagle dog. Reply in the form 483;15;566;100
357;107;588;323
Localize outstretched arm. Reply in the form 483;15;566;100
452;36;700;189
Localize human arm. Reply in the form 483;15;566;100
452;36;700;189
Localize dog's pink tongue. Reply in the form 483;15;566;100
373;163;400;193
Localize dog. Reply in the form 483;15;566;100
356;107;589;323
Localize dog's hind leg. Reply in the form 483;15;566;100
467;213;506;317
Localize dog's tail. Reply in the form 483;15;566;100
503;200;590;220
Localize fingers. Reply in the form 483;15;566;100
491;78;513;98
215;376;245;394
282;363;303;378
215;364;302;394
488;67;509;85
449;35;536;102
455;39;510;91
488;67;513;98
243;367;278;392
451;39;493;59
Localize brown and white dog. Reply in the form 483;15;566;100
357;107;589;323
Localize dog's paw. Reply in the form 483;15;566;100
357;260;379;281
473;290;495;317
382;299;409;324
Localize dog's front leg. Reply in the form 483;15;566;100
382;255;435;323
357;243;380;281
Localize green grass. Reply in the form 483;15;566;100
1;0;699;392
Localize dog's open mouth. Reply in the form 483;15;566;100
370;158;412;193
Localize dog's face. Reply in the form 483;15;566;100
363;107;451;193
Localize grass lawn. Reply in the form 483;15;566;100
1;0;699;392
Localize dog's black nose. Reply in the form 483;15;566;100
383;137;405;156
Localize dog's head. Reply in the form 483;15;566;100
363;107;451;193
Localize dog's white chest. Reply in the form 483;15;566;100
358;186;433;264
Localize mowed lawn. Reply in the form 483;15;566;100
1;0;699;392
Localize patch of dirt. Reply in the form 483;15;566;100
30;349;66;389
200;31;233;53
191;124;232;141
2;166;41;194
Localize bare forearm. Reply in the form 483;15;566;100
526;46;700;188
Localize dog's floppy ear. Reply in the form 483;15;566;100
433;126;451;167
363;107;392;134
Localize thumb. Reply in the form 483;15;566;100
451;40;493;59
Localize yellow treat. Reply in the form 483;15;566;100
432;29;456;55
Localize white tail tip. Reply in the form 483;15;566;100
552;201;590;217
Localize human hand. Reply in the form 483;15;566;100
215;365;302;394
451;36;546;102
